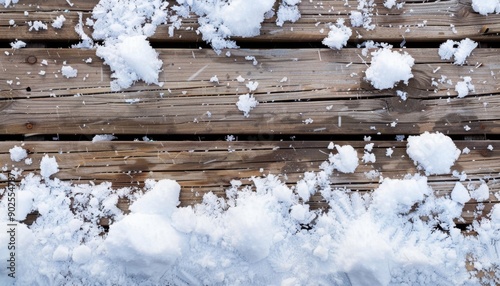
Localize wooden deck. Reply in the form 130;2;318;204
1;0;499;229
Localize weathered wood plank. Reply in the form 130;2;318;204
1;140;498;225
0;0;498;43
1;48;499;136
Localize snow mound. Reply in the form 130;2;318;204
438;38;478;65
328;144;359;173
0;0;19;7
455;76;475;98
365;47;415;90
322;19;352;50
236;93;259;117
472;0;500;15
406;131;460;175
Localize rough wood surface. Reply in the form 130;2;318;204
0;0;499;43
1;140;498;226
1;48;499;136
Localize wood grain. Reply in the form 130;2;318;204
1;48;499;136
0;0;498;43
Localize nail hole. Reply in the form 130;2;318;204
26;55;37;64
26;87;31;92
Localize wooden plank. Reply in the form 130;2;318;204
1;48;499;136
0;0;499;43
1;140;498;225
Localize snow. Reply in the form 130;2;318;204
236;93;259;117
1;138;500;284
51;15;66;29
406;131;460;175
9;145;28;162
0;0;19;7
384;0;404;9
61;65;78;78
328;144;359;173
471;183;490;202
28;20;48;31
438;38;478;65
92;134;117;142
3;1;500;285
365;47;415;90
322;19;352;50
455;76;475;98
10;40;26;49
451;182;470;205
96;35;162;91
276;2;301;26
40;154;59;178
472;0;500;15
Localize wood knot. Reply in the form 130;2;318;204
26;55;37;64
25;122;33;129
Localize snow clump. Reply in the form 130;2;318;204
40;154;59;178
322;18;352;50
328;144;359;173
236;93;259;117
92;134;117;142
10;40;26;49
9;145;28;162
455;76;475;98
276;0;301;26
0;0;19;7
438;38;478;65
365;46;415;90
472;0;500;15
96;35;163;91
406;131;460;175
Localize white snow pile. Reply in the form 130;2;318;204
438;38;478;65
2;136;500;285
92;134;117;142
472;0;500;15
72;0;302;90
455;76;475;98
406;131;461;175
322;19;352;50
39;154;59;178
96;35;163;91
327;144;359;173
350;0;376;30
365;46;415;90
276;0;301;26
172;0;301;53
236;93;259;117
